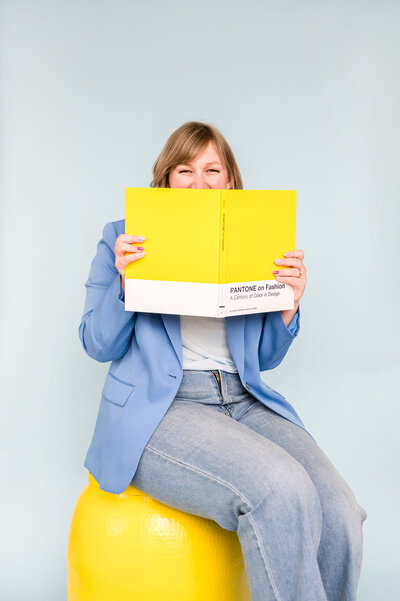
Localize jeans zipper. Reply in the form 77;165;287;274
212;370;233;416
211;370;222;396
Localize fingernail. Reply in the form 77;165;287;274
274;259;283;264
273;270;280;275
137;246;144;251
283;252;289;257
139;252;146;257
138;236;146;241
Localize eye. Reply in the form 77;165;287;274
178;168;220;174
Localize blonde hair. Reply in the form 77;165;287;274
150;121;243;189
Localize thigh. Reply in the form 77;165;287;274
238;401;368;521
130;399;319;531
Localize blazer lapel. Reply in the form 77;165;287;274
161;314;182;366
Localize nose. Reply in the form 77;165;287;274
190;173;210;189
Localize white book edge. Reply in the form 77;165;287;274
125;279;294;317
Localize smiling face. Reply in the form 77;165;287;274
168;140;233;190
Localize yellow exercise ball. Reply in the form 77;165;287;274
67;472;251;601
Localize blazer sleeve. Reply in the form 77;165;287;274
78;221;136;363
258;304;300;371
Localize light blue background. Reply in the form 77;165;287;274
1;1;399;599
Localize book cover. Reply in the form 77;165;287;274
125;187;296;317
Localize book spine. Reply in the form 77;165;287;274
218;191;227;313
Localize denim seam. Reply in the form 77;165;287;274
218;405;232;417
247;511;282;601
146;442;281;600
145;443;255;511
236;400;257;421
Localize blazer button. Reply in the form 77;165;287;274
245;382;250;390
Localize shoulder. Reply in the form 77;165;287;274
111;218;125;235
101;219;125;243
107;218;125;236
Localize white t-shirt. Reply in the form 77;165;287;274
180;315;238;373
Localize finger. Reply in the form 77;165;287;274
123;252;146;265
283;249;304;260
274;257;305;270
120;242;145;254
273;268;302;278
116;252;145;273
118;234;146;243
275;275;304;285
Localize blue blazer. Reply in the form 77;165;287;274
79;220;314;494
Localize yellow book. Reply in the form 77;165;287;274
125;187;296;317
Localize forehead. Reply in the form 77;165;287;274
180;141;223;166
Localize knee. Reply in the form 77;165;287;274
270;463;323;520
240;459;323;520
321;485;367;543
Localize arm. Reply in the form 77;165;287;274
281;299;299;328
78;221;136;362
258;303;300;371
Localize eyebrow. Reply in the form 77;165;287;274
179;161;222;167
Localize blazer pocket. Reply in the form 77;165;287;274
102;374;136;407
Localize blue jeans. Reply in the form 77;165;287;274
131;369;367;601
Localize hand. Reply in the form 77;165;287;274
114;234;146;292
272;249;306;303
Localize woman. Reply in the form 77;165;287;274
79;121;367;601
